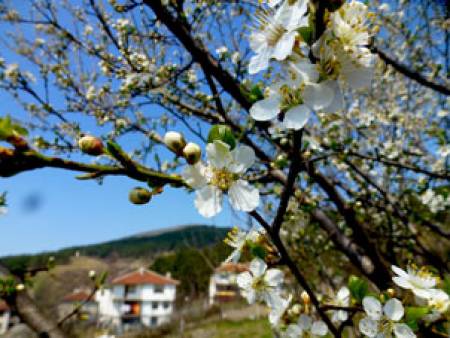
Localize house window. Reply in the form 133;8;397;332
125;285;137;295
154;285;164;293
151;316;158;326
152;302;159;309
163;302;170;309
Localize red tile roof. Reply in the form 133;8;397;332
0;300;9;311
63;290;92;303
215;262;249;273
112;269;179;286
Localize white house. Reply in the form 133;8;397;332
96;268;179;328
0;300;10;335
209;262;248;305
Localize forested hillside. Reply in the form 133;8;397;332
1;225;230;274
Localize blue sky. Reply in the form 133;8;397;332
0;166;237;257
0;1;248;257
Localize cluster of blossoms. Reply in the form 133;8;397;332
222;222;449;337
392;265;450;318
249;0;375;130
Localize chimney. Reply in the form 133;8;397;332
139;267;145;275
166;272;172;279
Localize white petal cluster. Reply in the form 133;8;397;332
391;265;438;299
249;0;375;130
359;296;416;338
420;189;450;213
237;257;284;306
392;265;450;318
331;286;351;322
249;0;308;74
182;140;260;218
224;226;266;263
282;314;328;338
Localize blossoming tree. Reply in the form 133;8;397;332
0;0;448;337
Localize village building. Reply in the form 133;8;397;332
96;268;179;328
0;300;11;335
209;262;248;305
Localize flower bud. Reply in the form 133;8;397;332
301;291;310;305
182;142;202;165
387;288;395;298
78;135;104;156
164;131;186;154
129;187;152;205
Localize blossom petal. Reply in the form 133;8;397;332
228;180;260;212
383;298;404;321
337;286;350;303
225;249;241;263
298;314;312;330
283;104;311;130
268;294;291;326
284;324;303;338
249;45;271;74
194;185;222;218
393;323;416;338
182;163;207;189
342;58;374;90
250;94;281;121
249;257;267;278
206;140;232;169
311;321;328;336
236;271;252;289
323;80;344;112
359;317;379;337
264;268;284;288
229;145;256;173
290;60;319;83
303;82;335;110
363;296;382;320
412;288;433;299
272;31;296;61
392;277;413;290
391;265;410;278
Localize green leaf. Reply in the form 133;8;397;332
348;275;369;302
249;85;264;103
0;115;28;140
442;275;450;296
249;243;266;260
405;306;429;331
207;125;236;150
298;26;313;45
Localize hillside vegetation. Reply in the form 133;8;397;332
1;225;230;275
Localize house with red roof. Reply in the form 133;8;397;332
208;262;249;305
96;268;179;328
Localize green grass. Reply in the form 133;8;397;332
178;318;273;338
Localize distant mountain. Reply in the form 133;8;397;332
1;224;230;274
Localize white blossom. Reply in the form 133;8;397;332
182;141;260;218
224;226;265;263
237;257;283;306
248;0;308;74
282;314;328;337
331;286;351;322
269;294;292;327
250;60;335;130
391;265;438;299
359;296;416;338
